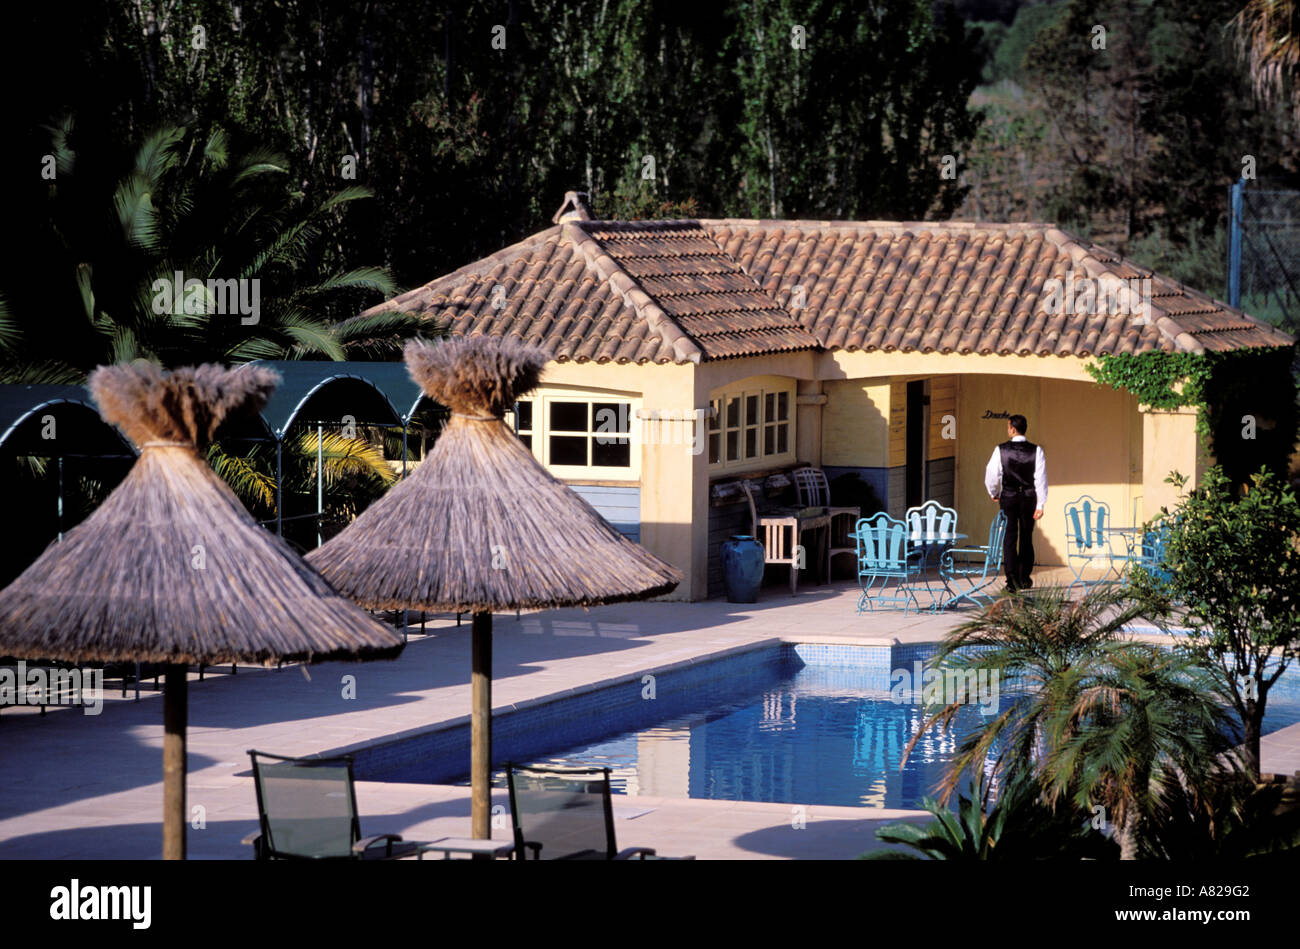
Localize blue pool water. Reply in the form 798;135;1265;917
360;643;1300;810
508;660;1010;809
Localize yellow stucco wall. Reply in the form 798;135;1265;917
821;378;891;467
1141;406;1209;519
538;360;704;600
953;375;1141;567
532;353;1202;599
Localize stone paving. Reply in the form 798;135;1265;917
1;578;1297;860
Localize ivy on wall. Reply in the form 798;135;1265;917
1086;351;1211;411
1086;347;1299;482
1085;351;1214;437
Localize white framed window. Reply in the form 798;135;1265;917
511;390;639;480
708;381;795;470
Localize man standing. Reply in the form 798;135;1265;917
984;414;1047;592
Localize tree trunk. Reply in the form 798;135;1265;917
358;2;375;171
1117;814;1139;860
1243;706;1263;781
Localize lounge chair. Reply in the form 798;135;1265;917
505;763;692;859
244;749;424;860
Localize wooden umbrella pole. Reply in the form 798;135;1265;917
471;611;492;839
162;664;188;859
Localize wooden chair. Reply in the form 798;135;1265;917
741;480;830;594
793;467;860;577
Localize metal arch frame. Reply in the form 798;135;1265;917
260;371;406;538
0;396;136;457
0;373;435;570
265;370;405;441
0;395;137;543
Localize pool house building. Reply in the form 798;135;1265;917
358;194;1293;601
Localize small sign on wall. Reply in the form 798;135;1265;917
982;410;1013;421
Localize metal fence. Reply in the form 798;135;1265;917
1228;179;1300;332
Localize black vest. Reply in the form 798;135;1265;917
998;440;1038;493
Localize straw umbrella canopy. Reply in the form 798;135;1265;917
308;336;681;837
0;362;404;859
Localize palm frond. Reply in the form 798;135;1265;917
291;429;397;488
312;185;376;216
280;316;348;360
295;267;397;298
206;443;276;509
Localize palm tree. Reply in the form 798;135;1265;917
903;585;1147;805
0;118;438;569
3;117;423;381
208;428;401;553
905;585;1235;859
1044;643;1236;859
1232;1;1300;123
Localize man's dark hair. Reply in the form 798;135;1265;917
1009;414;1028;435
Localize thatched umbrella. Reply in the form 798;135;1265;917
308;336;680;837
0;362;404;859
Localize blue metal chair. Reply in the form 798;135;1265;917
905;500;960;611
939;511;1007;609
905;500;959;546
1127;516;1175;595
1064;495;1122;594
854;513;923;613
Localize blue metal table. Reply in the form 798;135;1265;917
912;533;967;611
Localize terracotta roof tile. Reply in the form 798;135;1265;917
362;217;1292;366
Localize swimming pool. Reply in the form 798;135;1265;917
357;642;1300;810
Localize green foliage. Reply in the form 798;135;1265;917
1144;771;1300;859
730;0;983;219
1086;348;1298;477
987;2;1065;84
1043;642;1237;857
1124;224;1228;299
8;0;986;299
4;120;417;381
906;585;1148;803
1130;466;1300;777
864;771;1114;860
910;585;1238;858
963;0;1297;250
968;21;1009;84
1085;352;1210;412
208;427;399;555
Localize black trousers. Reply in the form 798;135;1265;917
1000;489;1038;589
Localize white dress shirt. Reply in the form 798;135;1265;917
985;435;1047;509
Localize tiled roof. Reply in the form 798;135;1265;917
367;216;1293;365
707;220;1293;356
579;221;818;359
